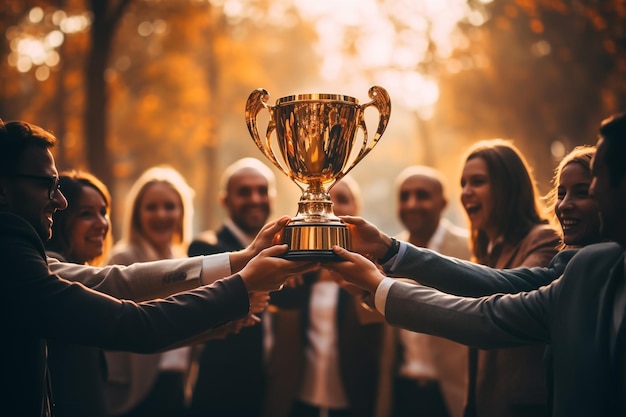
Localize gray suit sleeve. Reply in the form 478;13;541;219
47;257;204;301
385;279;556;349
388;244;576;296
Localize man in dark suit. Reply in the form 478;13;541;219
326;112;626;417
187;157;276;417
0;120;314;417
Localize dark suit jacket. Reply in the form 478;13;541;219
44;251;109;417
0;213;250;417
263;272;386;417
384;242;625;417
187;226;267;417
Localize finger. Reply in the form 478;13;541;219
338;215;362;226
331;245;353;260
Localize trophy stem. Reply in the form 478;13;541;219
292;180;339;223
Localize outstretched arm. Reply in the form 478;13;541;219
341;215;575;296
325;246;554;349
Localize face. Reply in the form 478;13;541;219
0;146;68;241
68;186;109;264
555;162;602;247
330;181;358;216
223;169;270;235
461;157;496;238
398;175;446;238
590;139;626;245
138;182;183;250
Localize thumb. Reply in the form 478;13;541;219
260;244;288;257
332;245;351;260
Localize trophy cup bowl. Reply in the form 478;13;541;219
245;86;391;260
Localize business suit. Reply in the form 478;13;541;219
0;212;250;417
263;272;388;417
394;224;559;417
470;224;559;417
382;242;625;417
104;241;193;416
47;251;231;301
187;225;266;417
45;251;110;417
394;219;472;417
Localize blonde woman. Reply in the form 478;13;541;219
105;165;195;417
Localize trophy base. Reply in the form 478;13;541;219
280;249;343;262
280;222;350;262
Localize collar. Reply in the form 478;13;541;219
223;217;255;247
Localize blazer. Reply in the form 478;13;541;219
187;225;267;417
472;224;560;417
395;220;472;417
383;242;625;417
262;271;389;417
44;251;109;417
104;241;192;415
0;213;250;417
47;252;231;301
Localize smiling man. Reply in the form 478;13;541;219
0;120;315;417
187;157;277;417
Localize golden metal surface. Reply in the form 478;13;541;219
245;86;391;255
283;223;351;251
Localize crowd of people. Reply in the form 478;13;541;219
1;111;625;417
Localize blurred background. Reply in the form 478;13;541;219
2;0;625;239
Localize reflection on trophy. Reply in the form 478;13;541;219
245;86;391;260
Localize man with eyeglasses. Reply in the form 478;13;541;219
0;119;317;417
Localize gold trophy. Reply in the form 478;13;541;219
245;86;391;260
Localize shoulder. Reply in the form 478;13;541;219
46;251;68;263
188;230;220;257
440;218;469;240
523;223;561;247
570;242;623;263
193;229;218;246
107;242;141;265
0;212;46;258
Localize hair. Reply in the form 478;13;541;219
462;139;548;262
218;157;277;200
543;145;595;245
46;170;113;265
598;112;626;186
122;165;195;257
394;165;447;200
0;120;56;176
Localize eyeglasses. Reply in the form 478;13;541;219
12;174;60;200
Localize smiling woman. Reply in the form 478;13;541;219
457;138;560;417
44;169;114;417
105;165;196;417
46;170;112;265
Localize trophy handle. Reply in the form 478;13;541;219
336;86;391;183
245;88;293;180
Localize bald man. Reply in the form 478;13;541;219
392;166;471;417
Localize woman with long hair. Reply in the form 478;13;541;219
458;139;560;417
105;165;195;417
45;170;114;417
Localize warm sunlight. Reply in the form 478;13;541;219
287;0;492;117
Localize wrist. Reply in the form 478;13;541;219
377;237;399;264
229;248;253;273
